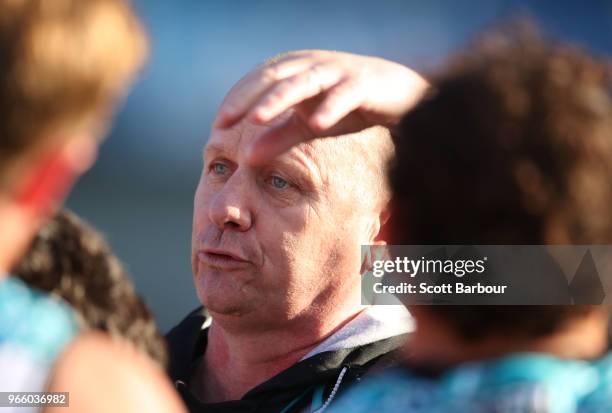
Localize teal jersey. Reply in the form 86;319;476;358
329;353;612;412
0;276;78;396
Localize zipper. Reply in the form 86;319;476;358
311;366;349;413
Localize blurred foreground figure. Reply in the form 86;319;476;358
0;1;184;412
327;25;612;412
14;209;168;368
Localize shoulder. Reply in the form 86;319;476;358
578;354;612;412
0;276;77;392
46;331;186;413
0;276;78;363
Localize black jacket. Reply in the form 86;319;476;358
166;307;407;413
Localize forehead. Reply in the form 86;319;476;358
205;118;335;172
205;120;390;213
206;119;268;155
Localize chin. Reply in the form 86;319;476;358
201;293;246;315
195;280;254;317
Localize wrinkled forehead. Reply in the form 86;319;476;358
205;117;392;207
205;116;332;170
206;110;280;152
206;115;384;161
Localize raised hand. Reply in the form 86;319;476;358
213;50;428;164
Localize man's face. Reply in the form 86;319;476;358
192;118;379;329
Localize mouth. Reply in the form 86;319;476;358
197;248;250;270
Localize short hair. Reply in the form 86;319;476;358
0;0;147;188
390;22;612;339
13;210;168;368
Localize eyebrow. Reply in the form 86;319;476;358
204;141;324;189
273;149;324;190
203;143;227;158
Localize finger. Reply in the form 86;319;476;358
308;78;366;132
246;114;314;166
248;63;344;124
214;56;314;129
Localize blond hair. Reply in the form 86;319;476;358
0;0;148;186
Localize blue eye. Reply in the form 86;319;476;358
271;175;289;189
212;163;228;175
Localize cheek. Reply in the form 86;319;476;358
193;176;213;228
192;179;211;260
255;205;310;282
304;209;365;279
268;206;332;283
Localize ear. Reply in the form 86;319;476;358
360;240;391;276
360;245;373;276
14;137;97;217
360;206;392;276
372;206;392;246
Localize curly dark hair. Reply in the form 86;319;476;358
390;22;612;340
12;209;168;368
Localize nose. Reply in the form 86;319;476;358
208;173;253;231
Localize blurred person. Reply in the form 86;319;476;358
330;27;612;411
13;209;168;368
0;1;185;412
165;52;428;412
220;25;612;412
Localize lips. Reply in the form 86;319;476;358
197;248;251;270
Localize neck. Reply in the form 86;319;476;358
0;202;39;280
192;302;364;403
406;309;608;367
